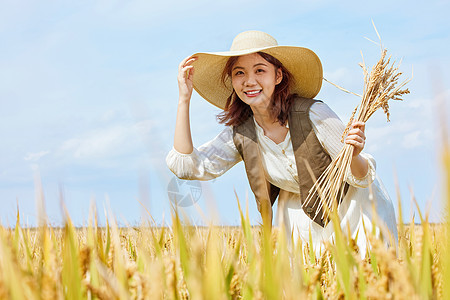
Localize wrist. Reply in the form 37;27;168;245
178;96;191;105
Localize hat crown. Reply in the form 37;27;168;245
230;30;278;51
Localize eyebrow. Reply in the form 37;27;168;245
232;63;268;71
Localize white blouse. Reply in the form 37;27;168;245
166;102;398;255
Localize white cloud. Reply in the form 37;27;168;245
401;130;423;149
24;151;50;161
30;164;40;172
60;126;130;159
134;119;153;137
323;67;351;84
58;120;153;162
406;98;428;109
365;119;434;153
366;120;414;142
100;109;121;123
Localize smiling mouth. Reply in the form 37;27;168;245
244;90;262;97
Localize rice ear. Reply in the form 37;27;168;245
306;40;410;222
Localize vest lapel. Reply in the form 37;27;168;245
288;97;349;227
288;98;327;226
233;117;274;224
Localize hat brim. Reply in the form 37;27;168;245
191;45;323;109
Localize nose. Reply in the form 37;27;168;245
244;73;257;86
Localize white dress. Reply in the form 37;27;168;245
166;102;398;255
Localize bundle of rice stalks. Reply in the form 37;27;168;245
304;39;411;223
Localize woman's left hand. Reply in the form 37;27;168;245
345;121;366;157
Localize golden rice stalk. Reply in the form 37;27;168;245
304;44;410;223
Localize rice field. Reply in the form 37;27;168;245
0;188;448;300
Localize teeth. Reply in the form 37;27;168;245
246;90;260;95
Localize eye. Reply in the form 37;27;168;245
256;68;265;73
234;70;244;76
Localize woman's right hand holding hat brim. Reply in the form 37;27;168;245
173;56;197;155
178;56;197;103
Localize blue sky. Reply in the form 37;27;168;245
0;0;449;226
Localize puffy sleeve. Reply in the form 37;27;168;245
309;101;376;188
166;126;242;181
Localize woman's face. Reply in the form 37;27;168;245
231;53;282;110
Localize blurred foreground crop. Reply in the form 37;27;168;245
0;192;448;299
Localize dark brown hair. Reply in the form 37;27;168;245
217;52;296;126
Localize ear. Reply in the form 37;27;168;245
275;68;283;85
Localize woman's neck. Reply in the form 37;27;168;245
252;107;288;144
251;107;280;131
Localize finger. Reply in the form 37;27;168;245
185;56;197;65
180;55;196;65
345;139;364;154
182;66;194;81
179;56;190;69
359;122;365;133
345;139;363;146
178;56;197;71
187;66;195;80
181;65;194;72
179;66;194;79
347;129;366;140
346;135;365;144
351;120;364;126
180;56;197;68
351;121;365;131
346;134;365;142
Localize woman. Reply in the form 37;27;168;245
166;30;398;254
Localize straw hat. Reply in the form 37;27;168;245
191;30;323;109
